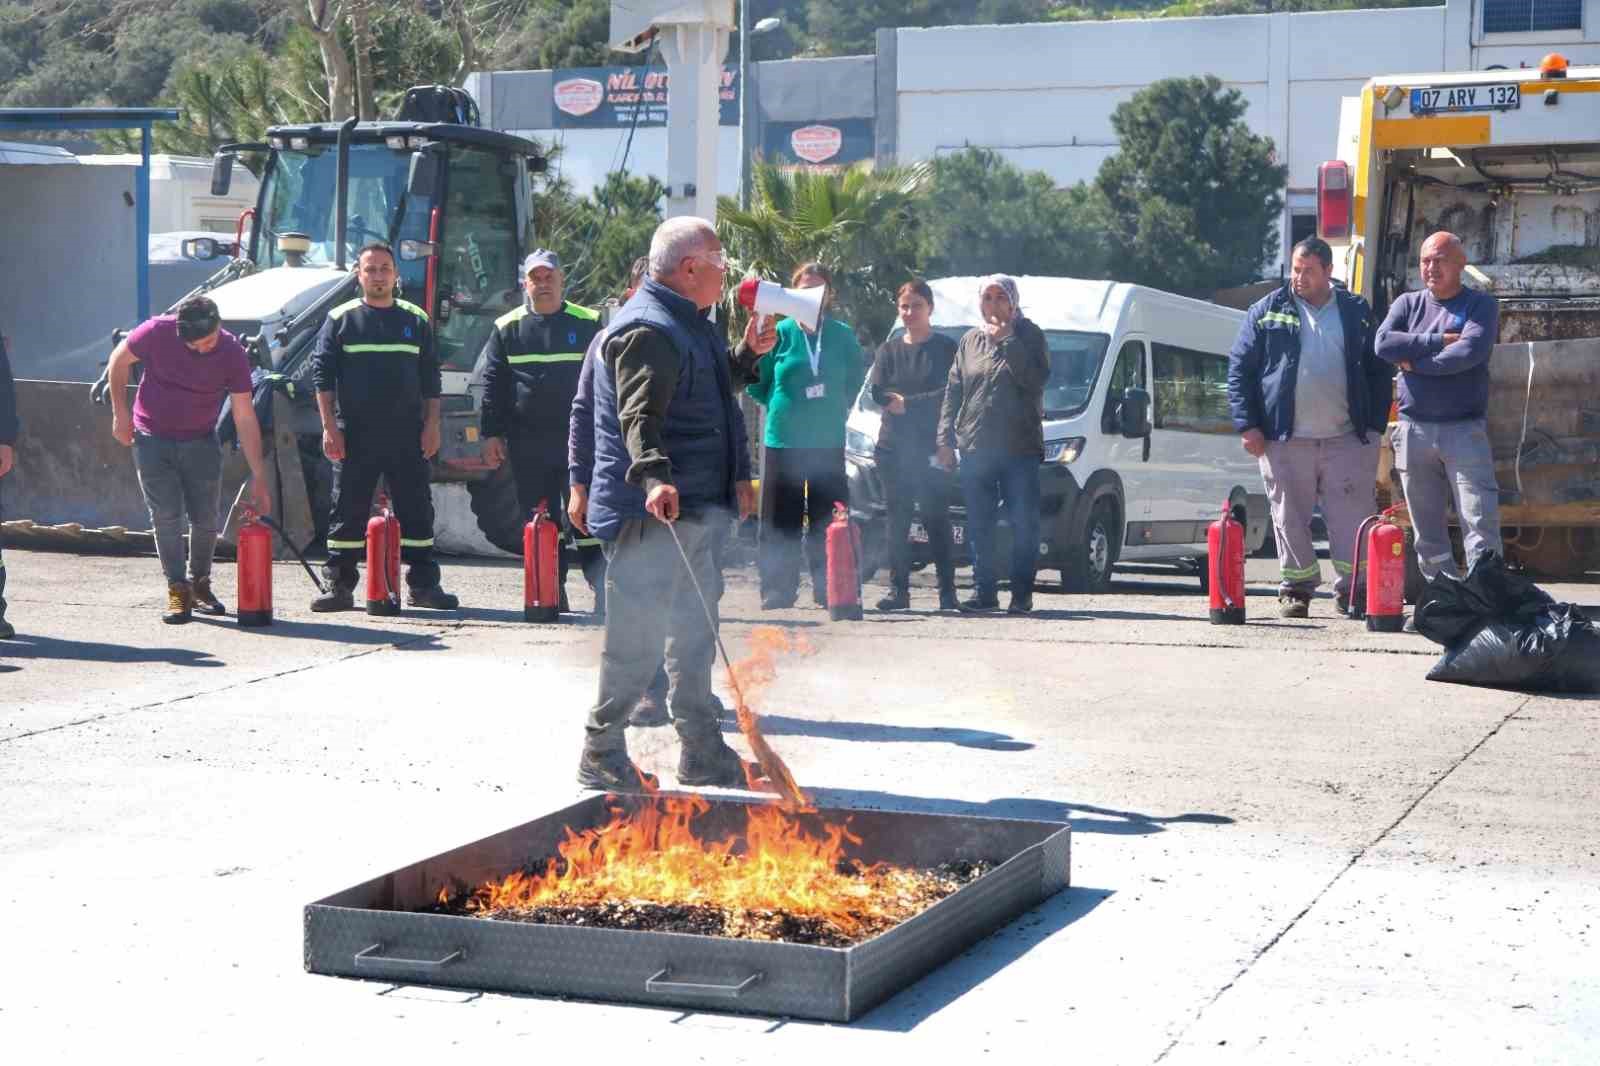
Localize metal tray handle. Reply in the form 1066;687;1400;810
354;943;464;971
645;966;763;1000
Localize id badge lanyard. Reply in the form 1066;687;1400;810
802;319;827;400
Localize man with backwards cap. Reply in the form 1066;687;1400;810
107;295;273;624
478;249;605;612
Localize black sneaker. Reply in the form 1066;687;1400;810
1006;592;1034;615
959;593;1000;614
0;608;14;640
938;586;959;612
191;576;227;616
311;586;355;613
677;738;755;789
576;748;659;791
875;590;910;612
407;585;460;610
628;692;670;727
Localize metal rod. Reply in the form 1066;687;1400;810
664;519;747;713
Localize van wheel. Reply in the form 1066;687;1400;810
1064;497;1117;593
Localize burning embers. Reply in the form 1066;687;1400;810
432;793;993;947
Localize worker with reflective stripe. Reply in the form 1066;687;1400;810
309;242;459;612
479;249;603;612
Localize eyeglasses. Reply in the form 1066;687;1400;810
690;250;729;271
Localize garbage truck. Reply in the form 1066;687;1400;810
1317;54;1600;580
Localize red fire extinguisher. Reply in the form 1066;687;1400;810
523;499;562;623
365;491;402;616
1349;506;1406;632
236;506;274;628
1207;501;1247;625
825;501;864;621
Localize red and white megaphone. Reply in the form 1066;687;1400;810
736;277;824;331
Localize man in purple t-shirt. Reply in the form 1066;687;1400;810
1376;230;1502;591
107;296;271;624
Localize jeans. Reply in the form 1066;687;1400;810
959;449;1041;598
880;445;955;593
1392;417;1502;580
758;446;847;605
132;431;223;586
584;512;727;753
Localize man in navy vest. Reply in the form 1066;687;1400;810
578;217;776;792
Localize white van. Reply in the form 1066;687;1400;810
843;275;1270;591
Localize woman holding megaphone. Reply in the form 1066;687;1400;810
745;263;866;610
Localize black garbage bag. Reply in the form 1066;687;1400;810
1416;553;1600;693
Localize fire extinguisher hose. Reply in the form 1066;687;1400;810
255;514;327;594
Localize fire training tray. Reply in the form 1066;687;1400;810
304;792;1071;1022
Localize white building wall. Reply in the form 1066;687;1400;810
893;0;1597;275
518;125;743;202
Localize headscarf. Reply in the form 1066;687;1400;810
979;275;1020;337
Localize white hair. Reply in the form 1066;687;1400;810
648;216;718;279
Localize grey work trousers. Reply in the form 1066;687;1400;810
583;512;727;753
1392;416;1502;581
132;431;223;586
1259;434;1379;598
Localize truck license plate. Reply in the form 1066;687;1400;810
1410;84;1519;114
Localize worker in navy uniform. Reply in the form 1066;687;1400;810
309;242;459;612
479;249;605;612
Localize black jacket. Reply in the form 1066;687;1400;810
478;301;601;454
0;332;16;445
311;298;440;430
869;332;957;453
938;317;1051;458
1227;284;1393;443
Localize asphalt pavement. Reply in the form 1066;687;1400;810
0;546;1595;1063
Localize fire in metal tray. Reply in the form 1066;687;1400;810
430;793;995;947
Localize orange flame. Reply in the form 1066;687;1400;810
725;626;814;807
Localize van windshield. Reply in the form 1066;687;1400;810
862;326;1109;419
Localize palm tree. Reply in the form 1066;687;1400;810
717;159;931;342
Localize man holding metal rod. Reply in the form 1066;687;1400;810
576;217;776;792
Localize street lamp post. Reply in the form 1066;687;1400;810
738;12;782;210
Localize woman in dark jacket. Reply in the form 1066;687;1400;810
936;275;1050;615
868;280;958;612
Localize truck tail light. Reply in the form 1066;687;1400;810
1318;160;1352;242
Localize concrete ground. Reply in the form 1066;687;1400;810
1;545;1595;1063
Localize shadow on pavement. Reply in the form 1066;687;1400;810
853;885;1114;1033
724;715;1033;751
189;615;445;648
806;787;1235;838
0;633;223;666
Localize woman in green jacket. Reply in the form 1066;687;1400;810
746;263;865;609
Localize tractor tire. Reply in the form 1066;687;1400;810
466;465;525;556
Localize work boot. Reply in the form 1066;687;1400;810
0;567;12;639
959;592;1000;614
310;586;355;612
1006;591;1034;616
163;581;193;625
628;692;670;727
1335;591;1351;616
677;736;756;789
576;747;659;792
938;584;959;612
1278;592;1310;619
191;575;226;616
875;588;910;612
407;585;460;610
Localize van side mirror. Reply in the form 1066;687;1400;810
1120;388;1153;438
407;148;441;200
210;152;234;197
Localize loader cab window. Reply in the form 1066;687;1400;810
1482;0;1581;32
433;145;520;374
258;142;430;297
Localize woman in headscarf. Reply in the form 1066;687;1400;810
868;279;959;612
746;262;866;609
936;275;1050;614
